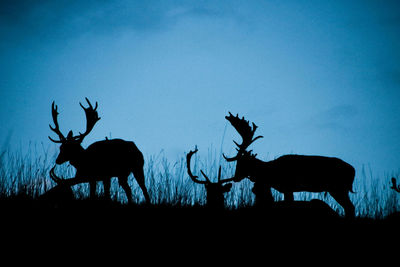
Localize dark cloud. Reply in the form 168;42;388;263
0;0;238;45
0;1;168;43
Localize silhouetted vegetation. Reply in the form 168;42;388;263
1;144;399;220
0;151;399;250
1;107;400;238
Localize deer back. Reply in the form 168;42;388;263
77;138;144;177
255;155;355;193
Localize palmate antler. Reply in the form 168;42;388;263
74;97;101;143
48;98;100;144
223;112;263;162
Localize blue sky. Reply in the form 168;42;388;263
0;0;399;176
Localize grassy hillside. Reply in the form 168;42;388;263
1;144;399;220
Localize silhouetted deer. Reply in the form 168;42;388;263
48;98;150;204
223;112;355;217
186;148;235;209
38;166;75;205
391;178;400;193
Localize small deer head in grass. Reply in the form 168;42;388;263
391;178;400;193
39;166;75;204
186;148;235;209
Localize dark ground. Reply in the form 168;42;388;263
1;198;399;239
1;198;398;263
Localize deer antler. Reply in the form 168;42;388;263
187;148;235;184
391;177;400;193
74;97;101;142
48;102;66;143
186;148;209;185
48;98;100;144
49;166;87;186
223;112;263;161
49;166;63;184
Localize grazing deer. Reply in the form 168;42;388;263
391;177;400;193
38;166;75;205
186;148;235;209
48;98;150;204
223;112;356;217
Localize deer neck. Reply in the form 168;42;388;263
248;158;272;182
69;146;86;169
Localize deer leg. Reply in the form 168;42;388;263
103;178;111;201
253;183;273;208
89;181;97;200
132;168;151;204
118;176;133;204
329;191;355;218
284;192;294;202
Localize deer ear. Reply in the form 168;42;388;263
67;130;74;140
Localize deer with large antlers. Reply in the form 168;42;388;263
187;148;235;209
223;112;356;217
48;98;150;204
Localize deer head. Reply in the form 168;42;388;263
186;147;235;208
39;166;75;203
391;177;400;193
49;98;100;165
223;112;263;181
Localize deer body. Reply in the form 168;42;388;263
39;183;74;205
245;155;355;193
68;139;144;178
48;98;150;204
63;138;149;203
240;154;355;216
223;112;356;217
